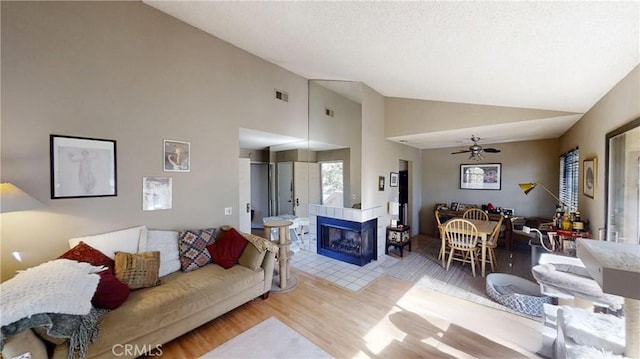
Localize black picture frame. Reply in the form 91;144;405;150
459;163;502;190
378;176;385;191
389;172;399;187
50;135;117;199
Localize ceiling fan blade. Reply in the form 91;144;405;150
451;150;471;154
483;148;501;153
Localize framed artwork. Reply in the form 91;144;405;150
143;176;172;210
50;135;117;199
378;176;385;191
164;140;190;172
460;163;502;190
389;172;399;187
583;157;596;198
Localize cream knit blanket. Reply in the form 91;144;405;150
1;259;102;327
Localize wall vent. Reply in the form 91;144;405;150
325;107;335;117
275;89;288;102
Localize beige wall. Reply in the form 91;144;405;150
421;139;560;235
1;2;308;280
560;65;640;234
385;97;578;137
361;85;422;234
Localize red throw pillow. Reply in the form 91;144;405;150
92;269;130;309
207;228;248;269
59;241;114;269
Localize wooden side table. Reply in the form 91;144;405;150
263;220;297;293
386;225;411;257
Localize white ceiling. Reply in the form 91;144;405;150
145;1;639;149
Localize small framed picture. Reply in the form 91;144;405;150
389;172;399;187
378;176;385;191
50;135;117;199
164;140;190;172
583;157;596;199
143;176;172;211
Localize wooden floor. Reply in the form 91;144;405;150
147;237;544;359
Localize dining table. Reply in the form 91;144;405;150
439;218;499;277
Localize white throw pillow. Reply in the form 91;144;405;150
140;230;180;277
68;226;147;259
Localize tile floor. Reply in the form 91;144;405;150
257;228;398;292
290;246;396;292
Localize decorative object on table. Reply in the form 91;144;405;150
378;176;385;191
460;163;501;190
0;182;42;213
163;139;190;172
583;157;596;199
50;135;117;199
450;202;459;211
388;201;400;226
142;176;172;211
518;181;568;210
451;135;501;161
389;172;399;187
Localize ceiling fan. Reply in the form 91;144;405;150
451;135;501;161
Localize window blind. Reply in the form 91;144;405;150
559;148;579;212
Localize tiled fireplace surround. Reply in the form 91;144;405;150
305;204;386;262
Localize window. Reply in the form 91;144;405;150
320;161;343;208
559;148;579;212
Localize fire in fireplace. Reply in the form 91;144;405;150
317;216;376;266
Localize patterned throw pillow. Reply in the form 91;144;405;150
178;228;217;272
114;251;161;290
58;241;115;269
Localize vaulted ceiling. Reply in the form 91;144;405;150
144;1;639;149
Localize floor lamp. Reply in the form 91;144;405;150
518;182;568;210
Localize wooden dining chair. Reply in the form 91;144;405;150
444;218;480;277
478;216;503;272
463;208;489;221
435;210;448;261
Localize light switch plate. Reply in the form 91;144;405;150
224;207;232;215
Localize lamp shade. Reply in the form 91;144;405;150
388;202;400;216
518;182;537;195
0;182;42;213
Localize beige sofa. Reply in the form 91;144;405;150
3;227;276;359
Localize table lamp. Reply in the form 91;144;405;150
518;182;568;209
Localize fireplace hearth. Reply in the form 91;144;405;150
317;216;376;266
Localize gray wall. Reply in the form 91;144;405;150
560;65;640;234
421;139;560;235
1;2;308;280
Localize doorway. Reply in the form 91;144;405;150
398;160;410;226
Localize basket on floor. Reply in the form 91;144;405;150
485;273;551;317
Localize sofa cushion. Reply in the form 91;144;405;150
178;228;217;272
58;241;114;269
114;251;161;289
92;269;130;309
207;228;248;269
140;230;180;277
68;226;147;259
238;242;267;271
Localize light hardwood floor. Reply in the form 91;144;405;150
149;238;543;359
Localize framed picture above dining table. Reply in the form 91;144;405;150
460;163;502;190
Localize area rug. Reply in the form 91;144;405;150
200;317;333;359
381;236;539;319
